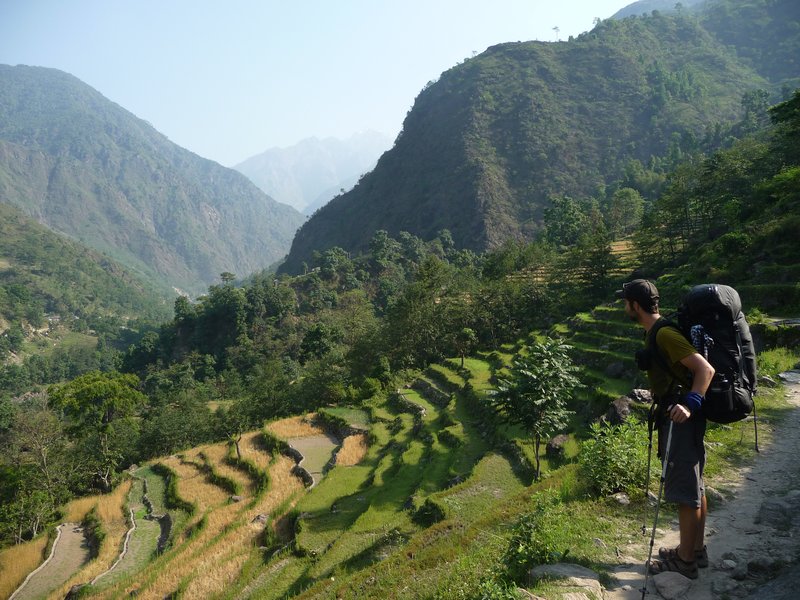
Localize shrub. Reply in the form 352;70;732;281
578;420;649;496
437;428;462;447
439;411;456;428
473;577;522;599
82;507;105;559
502;492;571;580
413;498;446;526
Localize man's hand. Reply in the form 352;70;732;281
668;404;692;423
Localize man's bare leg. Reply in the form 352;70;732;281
678;503;702;562
695;494;707;551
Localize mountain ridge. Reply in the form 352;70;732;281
233;131;391;214
0;65;305;296
280;5;778;273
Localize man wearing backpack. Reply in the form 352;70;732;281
618;279;715;579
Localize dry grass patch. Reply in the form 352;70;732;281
241;430;273;471
187;443;254;494
133;502;244;600
267;414;326;439
52;480;133;598
180;455;306;598
335;433;369;466
63;497;99;524
127;454;305;600
163;456;229;509
0;534;49;599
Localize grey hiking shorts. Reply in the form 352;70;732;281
658;414;707;508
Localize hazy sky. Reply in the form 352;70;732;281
1;1;630;166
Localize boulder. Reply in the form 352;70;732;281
712;578;742;596
628;388;653;404
610;492;630;505
546;434;569;458
705;486;726;507
756;497;794;530
760;375;778;388
606;397;632;424
528;563;602;599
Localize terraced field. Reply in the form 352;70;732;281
8;317;647;598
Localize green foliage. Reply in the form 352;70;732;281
413;498;447;526
489;339;579;478
48;371;146;430
82;506;106;558
757;347;800;378
578;421;650;496
502;492;572;581
0;203;171;326
473;578;523;600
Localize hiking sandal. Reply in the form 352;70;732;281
648;555;699;579
658;544;709;568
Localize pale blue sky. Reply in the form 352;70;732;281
1;1;629;166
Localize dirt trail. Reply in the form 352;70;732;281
10;523;90;600
606;374;800;599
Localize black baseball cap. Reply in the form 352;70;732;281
615;279;659;308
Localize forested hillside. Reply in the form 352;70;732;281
0;202;171;395
0;65;305;295
281;0;795;274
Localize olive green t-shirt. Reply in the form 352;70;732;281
646;324;696;399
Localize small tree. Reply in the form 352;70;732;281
489;339;580;479
454;327;477;368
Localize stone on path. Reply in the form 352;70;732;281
778;370;800;384
528;563;602;599
653;571;692;599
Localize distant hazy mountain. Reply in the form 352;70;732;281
0;65;305;296
281;1;789;273
612;0;707;20
233;132;392;214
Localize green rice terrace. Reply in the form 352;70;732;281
4;303;798;600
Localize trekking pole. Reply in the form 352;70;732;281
641;419;674;600
753;401;759;453
641;404;656;537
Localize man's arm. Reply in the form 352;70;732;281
668;353;715;423
680;353;715;396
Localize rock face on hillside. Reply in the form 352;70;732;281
0;65;305;295
280;1;797;274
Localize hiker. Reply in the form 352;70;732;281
617;279;715;580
